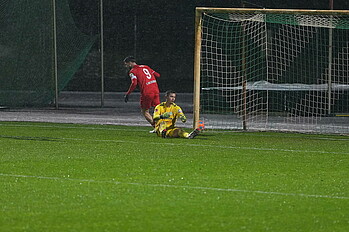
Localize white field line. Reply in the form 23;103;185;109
0;123;149;132
1;123;348;141
0;173;347;200
0;134;348;155
211;131;349;141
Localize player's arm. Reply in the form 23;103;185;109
149;67;160;78
124;73;137;102
153;106;171;121
177;106;187;123
125;78;137;95
153;71;160;78
125;73;137;95
153;105;161;121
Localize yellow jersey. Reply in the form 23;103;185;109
153;102;185;130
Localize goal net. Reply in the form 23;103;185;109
0;0;96;107
194;8;349;134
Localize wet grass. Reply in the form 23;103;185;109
1;121;348;231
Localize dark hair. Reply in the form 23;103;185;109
123;56;136;63
165;90;176;96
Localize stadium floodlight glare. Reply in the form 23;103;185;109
194;7;349;134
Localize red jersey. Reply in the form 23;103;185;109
126;65;160;95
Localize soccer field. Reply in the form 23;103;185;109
1;121;348;231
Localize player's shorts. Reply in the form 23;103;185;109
140;93;160;109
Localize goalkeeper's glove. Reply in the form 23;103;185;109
160;112;171;119
124;94;129;103
180;115;187;123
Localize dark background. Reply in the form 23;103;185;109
65;0;349;93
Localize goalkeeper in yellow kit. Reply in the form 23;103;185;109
153;90;200;139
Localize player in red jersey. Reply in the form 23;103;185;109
123;56;161;129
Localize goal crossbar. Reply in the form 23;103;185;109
196;7;349;16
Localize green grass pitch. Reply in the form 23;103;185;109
0;121;348;231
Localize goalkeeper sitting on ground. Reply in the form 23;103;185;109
153;90;200;139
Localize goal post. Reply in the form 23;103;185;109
194;7;349;134
193;9;203;129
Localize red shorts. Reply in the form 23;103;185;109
140;93;160;109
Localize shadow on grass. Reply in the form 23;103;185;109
0;135;61;142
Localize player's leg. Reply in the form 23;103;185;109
157;121;167;138
165;128;200;139
165;128;189;138
178;129;189;138
148;93;161;133
152;93;160;107
166;128;180;138
168;128;188;138
140;94;155;127
141;108;154;126
187;128;200;139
